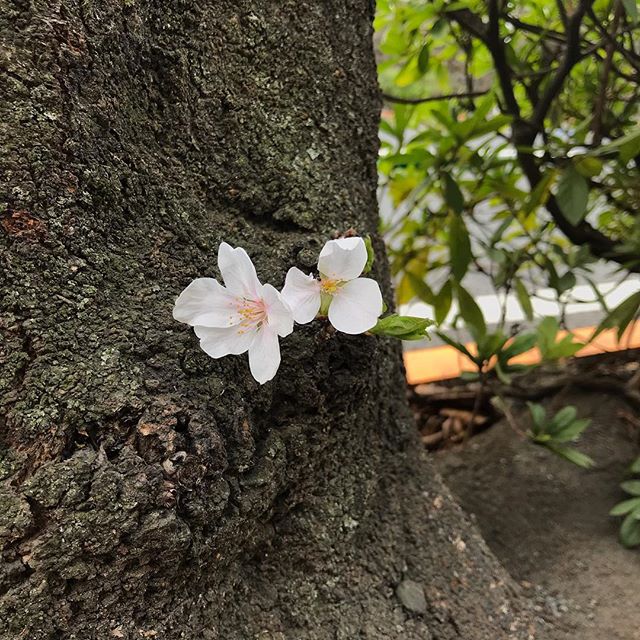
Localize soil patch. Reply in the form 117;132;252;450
435;384;640;640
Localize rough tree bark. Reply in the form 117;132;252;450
1;1;536;638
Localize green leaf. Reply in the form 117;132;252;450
501;363;531;375
549;406;578;431
396;274;415;306
527;402;546;430
557;271;577;294
536;317;583;360
620;512;640;547
449;215;472;281
546;444;595;469
593;127;640;160
536;316;558;351
434;281;453;325
621;480;640;496
610;497;640;517
530;432;552;444
456;285;486;341
395;56;421;87
620;133;640;163
489;217;513;246
362;235;375;274
630;457;640;474
524;170;556;213
467;114;512;139
585;277;609;313
545;259;561;292
476;331;507;361
594;291;640;340
431;16;448;35
417;44;430;73
551;335;584;359
494;361;512;384
514;278;534;321
406;272;434;304
437;331;476;362
391;103;414;137
443;174;464;214
500;332;537;360
556;164;589;226
552;418;591;443
574;155;603;177
622;0;638;22
370;314;433;341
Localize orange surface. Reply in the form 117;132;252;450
404;323;640;385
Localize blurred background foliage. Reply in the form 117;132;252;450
376;0;640;344
375;0;640;546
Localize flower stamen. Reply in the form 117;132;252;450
320;278;340;295
237;298;268;332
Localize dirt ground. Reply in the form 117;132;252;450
435;386;640;640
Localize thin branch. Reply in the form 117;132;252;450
588;6;640;71
504;15;567;42
439;0;639;270
515;150;639;269
530;0;594;130
507;0;638;265
505;14;605;60
592;1;625;144
493;395;527;438
556;0;569;27
381;90;489;105
486;0;521;118
445;8;488;42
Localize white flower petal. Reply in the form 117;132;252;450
328;278;383;334
173;278;240;327
248;327;281;384
218;242;262;298
195;325;255;358
280;267;322;325
262;283;294;337
318;237;367;281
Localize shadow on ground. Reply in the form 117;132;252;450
435;388;640;640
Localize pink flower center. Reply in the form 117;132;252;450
237;297;268;332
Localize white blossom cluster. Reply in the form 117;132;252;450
174;236;427;384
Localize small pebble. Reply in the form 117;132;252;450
396;579;427;615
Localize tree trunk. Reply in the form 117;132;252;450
0;1;535;638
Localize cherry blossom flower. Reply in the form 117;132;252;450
281;237;383;334
173;243;293;384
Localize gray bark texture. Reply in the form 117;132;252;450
1;1;536;638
